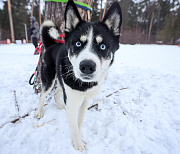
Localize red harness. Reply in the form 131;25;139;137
54;34;65;44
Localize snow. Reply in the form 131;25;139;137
0;43;180;154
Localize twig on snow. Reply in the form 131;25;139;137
88;88;128;110
115;144;123;151
0;109;37;129
11;113;29;124
0;113;30;128
88;101;102;110
105;121;113;127
35;119;55;127
106;88;128;98
123;111;126;115
14;90;20;114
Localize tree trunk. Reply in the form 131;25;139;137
34;0;92;94
99;0;102;20
171;0;175;44
44;0;92;33
31;0;35;17
7;0;15;42
102;0;108;20
148;10;154;43
39;0;41;26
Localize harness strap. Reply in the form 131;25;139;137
59;34;65;37
44;0;92;11
29;42;43;85
55;34;65;44
54;39;65;44
34;42;43;77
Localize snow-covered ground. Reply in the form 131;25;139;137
0;44;180;154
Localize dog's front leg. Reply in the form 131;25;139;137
66;90;86;151
78;100;89;139
54;82;65;110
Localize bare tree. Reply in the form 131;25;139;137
39;0;41;26
7;0;15;42
148;9;154;42
31;0;35;16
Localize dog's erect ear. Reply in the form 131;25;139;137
102;2;122;36
65;0;82;33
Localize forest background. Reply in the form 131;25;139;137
0;0;180;45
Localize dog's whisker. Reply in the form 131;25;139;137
64;72;75;80
62;68;73;76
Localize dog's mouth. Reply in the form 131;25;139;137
80;74;94;81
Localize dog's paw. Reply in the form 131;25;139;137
73;140;86;151
36;109;44;119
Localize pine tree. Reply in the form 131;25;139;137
156;0;171;31
174;7;180;41
119;0;135;30
0;2;11;40
157;0;180;44
0;2;10;31
31;0;44;26
11;0;29;40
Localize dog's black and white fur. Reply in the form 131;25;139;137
36;0;122;151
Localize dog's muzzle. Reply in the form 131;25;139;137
79;60;96;77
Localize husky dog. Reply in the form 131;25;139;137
36;0;122;151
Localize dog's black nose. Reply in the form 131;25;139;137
80;60;96;74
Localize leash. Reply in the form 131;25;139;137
29;42;43;85
29;34;65;87
44;0;92;11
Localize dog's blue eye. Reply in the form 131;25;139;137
76;41;81;47
100;44;106;50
